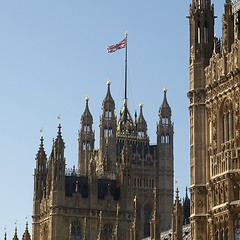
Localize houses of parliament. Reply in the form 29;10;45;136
6;0;240;239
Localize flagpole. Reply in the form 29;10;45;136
124;31;128;105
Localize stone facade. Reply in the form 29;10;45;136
188;0;240;239
32;82;174;240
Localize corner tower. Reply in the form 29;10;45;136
99;81;117;175
188;0;214;239
78;97;95;175
157;88;174;232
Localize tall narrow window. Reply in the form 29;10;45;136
144;205;151;237
222;115;225;143
76;226;81;240
198;23;201;44
232;111;235;139
105;110;112;120
161;135;165;143
71;224;81;240
102;224;112;240
235;218;240;240
221;100;234;143
227;111;231;141
83;125;90;134
204;22;208;43
166;134;170;144
198;0;201;9
71;226;76;240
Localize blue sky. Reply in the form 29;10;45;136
0;0;225;237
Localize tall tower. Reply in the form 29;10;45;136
78;97;95;175
99;81;117;175
157;88;174;232
188;0;214;239
32;135;47;240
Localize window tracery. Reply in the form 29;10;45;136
221;99;235;144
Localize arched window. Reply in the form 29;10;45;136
235;217;240;240
225;228;229;240
221;99;234;143
166;134;170;143
102;224;112;240
105;110;112;119
71;225;76;240
43;224;48;239
197;22;201;44
204;22;208;43
83;125;90;134
144;204;152;237
71;223;81;240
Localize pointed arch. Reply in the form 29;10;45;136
102;224;112;240
70;222;81;240
143;203;152;237
220;98;234;144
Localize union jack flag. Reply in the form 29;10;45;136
107;38;126;53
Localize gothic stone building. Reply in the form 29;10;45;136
188;0;240;239
32;82;174;240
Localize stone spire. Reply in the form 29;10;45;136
159;87;171;117
183;187;190;225
22;221;31;240
222;0;234;53
136;103;148;141
78;97;95;175
4;227;7;240
12;225;19;240
172;188;183;240
34;133;47;201
99;80;117;175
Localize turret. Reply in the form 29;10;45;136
188;0;214;239
188;0;214;89
22;222;31;240
117;99;136;140
157;88;173;147
222;0;234;54
12;226;19;240
136;103;149;143
78;97;95;175
99;81;117;175
33;134;47;223
157;88;174;232
172;188;183;240
46;139;54;198
183;187;190;225
33;135;47;201
50;123;66;204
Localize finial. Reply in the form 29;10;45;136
139;102;143;108
123;98;127;107
25;217;28;230
85;96;89;102
58;114;61;125
40;128;43;138
107;79;111;86
163;86;167;93
40;128;44;147
175;178;178;189
125;31;128;36
4;226;7;240
185;186;188;198
117;203;120;214
14;221;18;236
